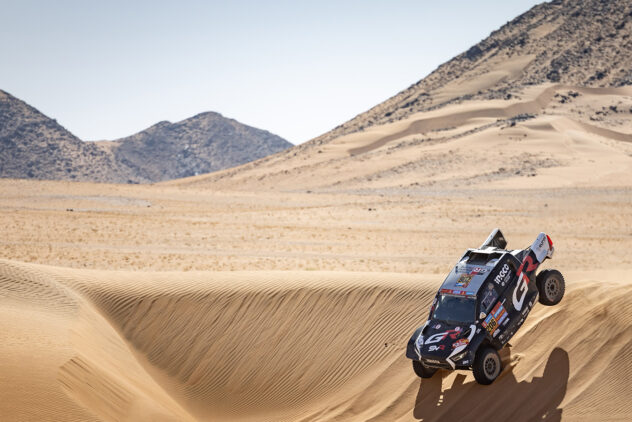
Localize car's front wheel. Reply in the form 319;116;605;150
473;347;502;385
536;269;565;306
412;360;437;378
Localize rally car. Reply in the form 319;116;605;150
406;229;565;385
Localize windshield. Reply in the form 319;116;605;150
432;295;476;324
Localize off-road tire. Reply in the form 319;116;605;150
473;347;502;385
412;360;437;378
536;269;565;306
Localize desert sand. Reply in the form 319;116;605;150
1;79;632;421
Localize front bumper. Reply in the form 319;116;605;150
418;352;472;370
419;357;453;370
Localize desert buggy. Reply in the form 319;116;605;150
406;229;565;384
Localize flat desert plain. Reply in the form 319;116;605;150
1;83;632;421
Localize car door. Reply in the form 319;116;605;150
478;254;516;347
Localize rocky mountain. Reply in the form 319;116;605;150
109;112;291;182
310;0;632;145
0;90;135;182
0;90;291;183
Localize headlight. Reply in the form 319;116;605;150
451;350;468;362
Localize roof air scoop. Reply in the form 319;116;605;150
480;228;507;249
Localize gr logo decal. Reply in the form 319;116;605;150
425;329;462;344
512;255;538;311
513;273;529;311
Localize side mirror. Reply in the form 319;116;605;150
479;312;487;320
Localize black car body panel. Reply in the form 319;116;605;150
406;229;555;370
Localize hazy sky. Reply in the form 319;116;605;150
1;0;543;144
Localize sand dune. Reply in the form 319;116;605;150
168;84;632;193
0;260;193;421
1;258;630;421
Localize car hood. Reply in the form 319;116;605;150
413;320;477;364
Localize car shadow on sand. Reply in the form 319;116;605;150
412;347;569;421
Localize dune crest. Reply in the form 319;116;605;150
1;259;630;421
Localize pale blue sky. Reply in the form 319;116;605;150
1;1;543;144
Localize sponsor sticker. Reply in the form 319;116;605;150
440;289;476;297
428;345;445;352
492;302;506;320
521;305;532;319
485;318;499;334
452;338;469;349
456;264;488;274
494;264;510;285
456;274;473;287
471;266;487;275
531;233;550;263
483;312;500;334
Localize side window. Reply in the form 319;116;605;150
480;283;499;313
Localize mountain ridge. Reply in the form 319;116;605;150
106;110;291;182
309;0;632;146
0;89;291;183
0;89;136;183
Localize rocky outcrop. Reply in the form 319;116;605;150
0;90;291;183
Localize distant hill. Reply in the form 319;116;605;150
0;90;291;183
107;112;291;182
0;90;134;182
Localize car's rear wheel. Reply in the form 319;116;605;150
412;360;437;378
536;269;565;306
473;347;502;385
